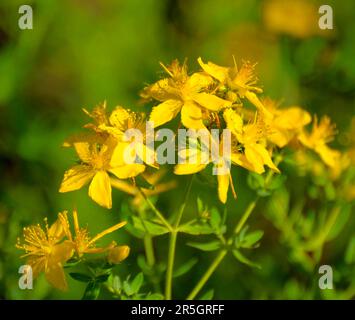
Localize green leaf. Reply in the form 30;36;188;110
199;289;214;300
247;172;264;191
268;174;286;191
178;220;214;235
173;258;198;278
209;207;221;230
232;250;261;269
132;216;169;235
137;255;153;275
111;275;122;291
197;197;204;213
123;280;134;296
187;241;221;251
69;272;93;283
345;236;355;265
95;273;110;283
145;293;165;300
125;222;145;239
82;281;101;300
238;230;264;248
64;258;80;268
131;273;144;294
135;175;154;190
327;205;351;241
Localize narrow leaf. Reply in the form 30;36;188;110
187;241;220;251
132;216;169;235
82;281;100;300
131;273;144;294
69;272;93;283
173;258;198;278
232;250;261;269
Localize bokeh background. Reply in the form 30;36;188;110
0;0;354;299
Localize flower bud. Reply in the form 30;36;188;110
107;245;130;264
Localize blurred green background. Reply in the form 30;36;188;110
0;0;354;299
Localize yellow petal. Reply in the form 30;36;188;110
149;99;182;128
59;165;94;193
88;171;112;208
185;72;214;92
245;91;272;117
48;216;66;241
141;78;179;102
217;174;230;203
49;241;74;265
316;145;341;168
136;143;158;168
253;144;280;173
268;129;293;148
181;101;205;129
197;57;229;83
245;146;265;174
72;141;92;163
26;256;45;278
45;263;68;291
109;107;130;131
111;141;135;167
110;178;137;195
109;164;146;179
223;108;243;136
89;221;127;245
275;107;311;130
174;163;207;175
192;93;231;111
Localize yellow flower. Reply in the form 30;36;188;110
99;106;158;168
263;0;327;39
224;108;280;174
59;135;145;209
141;59;231;129
60;209;127;257
174;136;235;203
262;98;311;147
198;57;269;115
16;213;74;291
107;245;130;264
298;116;341;168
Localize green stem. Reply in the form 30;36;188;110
143;235;155;267
186;250;227;300
138;187;173;232
174;175;194;228
165;231;177;300
165;175;194;300
233;199;258;236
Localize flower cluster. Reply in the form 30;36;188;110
16;210;129;290
57;58;343;205
141;58;341;202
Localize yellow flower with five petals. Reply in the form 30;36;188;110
141;59;232;129
16;213;74;291
59;135;145;209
